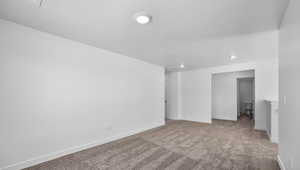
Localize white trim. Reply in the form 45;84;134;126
177;72;182;119
181;117;212;124
1;122;164;170
266;130;279;144
277;155;286;170
271;136;279;143
267;130;272;140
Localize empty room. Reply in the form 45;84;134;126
0;0;299;170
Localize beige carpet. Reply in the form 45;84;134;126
24;116;279;170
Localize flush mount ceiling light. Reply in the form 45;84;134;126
230;55;237;60
134;12;152;24
180;64;185;68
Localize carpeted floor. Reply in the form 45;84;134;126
24;116;279;170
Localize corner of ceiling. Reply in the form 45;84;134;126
278;0;291;29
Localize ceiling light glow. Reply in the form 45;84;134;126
136;15;150;24
180;64;185;68
230;55;237;60
134;12;151;24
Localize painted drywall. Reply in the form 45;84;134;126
165;72;181;119
212;71;254;121
254;59;279;130
212;72;237;121
170;59;278;130
0;19;165;169
177;30;279;127
181;69;212;123
279;0;300;169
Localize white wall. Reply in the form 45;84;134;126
212;70;254;121
171;31;279;127
181;69;212;123
170;59;278;129
0;19;165;170
279;0;300;169
165;72;181;119
212;72;237;121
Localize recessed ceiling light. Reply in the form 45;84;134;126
136;16;150;24
230;55;237;60
180;64;185;68
134;12;151;24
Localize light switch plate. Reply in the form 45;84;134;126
283;96;287;104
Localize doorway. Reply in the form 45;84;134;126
211;70;255;122
237;78;255;120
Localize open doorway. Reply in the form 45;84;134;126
211;70;255;124
237;78;255;120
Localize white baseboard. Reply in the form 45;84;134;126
181;117;212;124
271;136;279;143
267;130;272;140
1;122;164;170
277;155;286;170
212;115;237;121
166;116;180;120
254;126;267;131
266;131;279;144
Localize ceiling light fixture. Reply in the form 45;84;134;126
230;55;237;60
134;12;151;24
180;64;185;68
